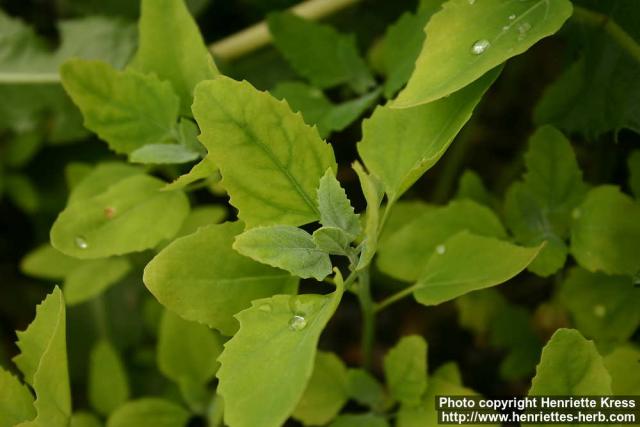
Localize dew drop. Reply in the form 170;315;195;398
258;304;272;313
572;209;582;219
75;236;89;249
288;314;307;331
593;304;606;318
436;244;446;255
470;39;490;55
509;14;516;20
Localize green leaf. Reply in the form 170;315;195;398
454;170;492;207
144;222;298;335
20;244;83;280
175;205;227;238
106;398;190;427
70;412;102;427
312;227;352;256
629;150;640;198
604;345;640;394
132;0;218;115
345;369;388;411
60;59;180;154
559;267;640;348
393;0;573;107
5;174;39;213
217;274;344;427
13;287;71;427
271;82;380;138
379;1;442;98
358;69;499;201
413;232;541;306
378;200;507;282
64;258;131;306
158;309;224;386
383;335;427;406
455;289;506;336
51;174;189;259
529;328;611;395
352;162;384;270
378;201;433;249
0;368;35;427
163;156;219;191
267;12;374;93
68;163;142;205
317;169;360;239
234;225;332;281
128;144;200;165
504;126;587;277
192;77;336;227
570;185;640;276
89;340;130;416
292;351;348;426
328;414;389;427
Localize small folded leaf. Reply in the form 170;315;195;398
132;0;218;115
0;368;35;427
217;274;344;427
529;329;611;395
267;12;374;93
352;162;384;270
60;59;180;154
413;232;541;306
20;244;83;280
144;222;298;335
378;199;507;282
292;352;349;426
129;144;200;165
157;309;224;386
13;287;71;427
393;0;573;107
358;69;499;201
317;169;360;239
570;186;640;276
88;340;130;416
383;335;427;406
64;257;131;305
234;225;332;281
106;398;190;427
51;174;189;259
312;227;351;256
193;77;336;227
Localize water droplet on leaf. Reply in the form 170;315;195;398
436;245;446;255
75;236;89;249
470;39;490;55
593;304;606;318
509;14;516;20
288;314;307;331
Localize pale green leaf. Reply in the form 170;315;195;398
61;59;180;154
345;369;388;411
129;144;200;165
106;398;189;427
64;258;131;306
70;412;102;427
20;244;83;280
0;368;35;427
234;225;332;281
175;205;227;238
378;200;507;282
89;340;130;416
413;232;541;305
570;186;640;276
432;362;462;386
328;414;389;427
144;222;298;335
292;351;348;426
317;169;360;239
51;174;189;259
158;309;224;386
65;163;93;190
13;287;71;427
312;227;351;256
529;329;611;396
352;162;384;270
393;0;573;107
604;345;640;395
358;69;499;201
162;156;219;192
5;174;39;213
193;77;336;227
383;335;427;406
132;0;218;115
68;163;142;205
378;201;433;249
267;13;374;93
217;274;344;427
455;170;492;207
559;267;640;348
629;150;640;199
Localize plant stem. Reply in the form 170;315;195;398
356;268;375;369
374;284;418;313
572;5;640;64
91;296;110;339
209;0;363;62
0;72;60;84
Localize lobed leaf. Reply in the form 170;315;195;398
0;368;35;427
383;335;428;406
317;169;360;239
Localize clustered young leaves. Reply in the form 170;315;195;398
1;0;639;426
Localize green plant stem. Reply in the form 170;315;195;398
374;284;418;313
209;0;363;62
572;5;640;64
91;296;110;339
356;268;375;369
0;72;60;84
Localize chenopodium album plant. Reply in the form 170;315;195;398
2;0;640;426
